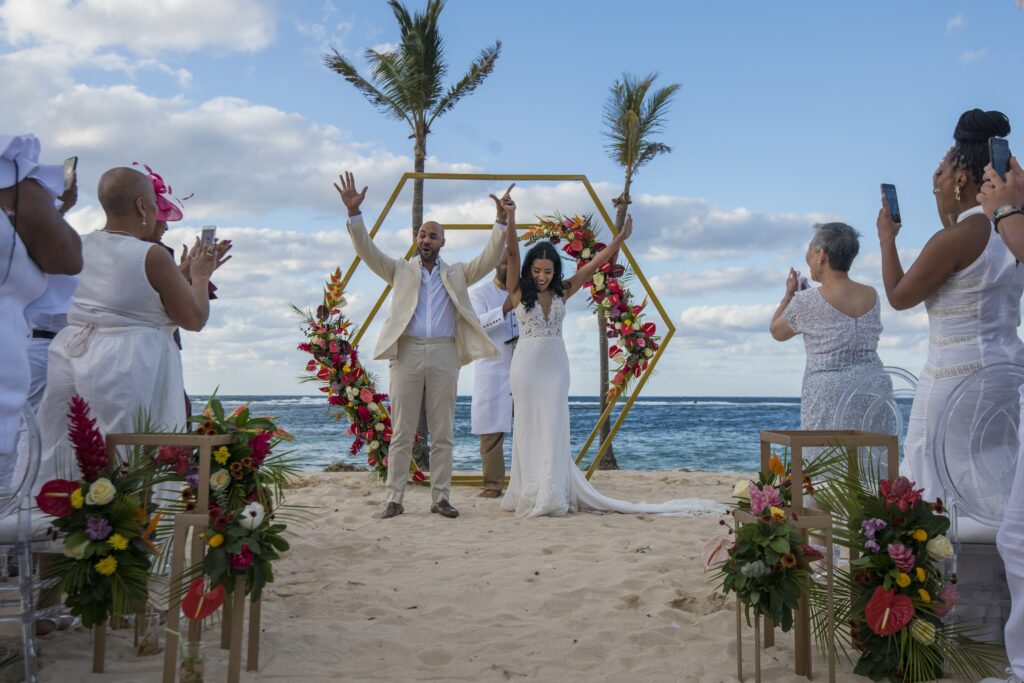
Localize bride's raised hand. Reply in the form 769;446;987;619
615;214;633;243
488;183;516;223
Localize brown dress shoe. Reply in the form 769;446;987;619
430;499;460;518
379;502;404;519
478;489;502;498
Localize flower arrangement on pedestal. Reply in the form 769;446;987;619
296;268;425;482
520;213;659;400
716;452;824;632
842;476;995;682
183;397;296;601
35;397;170;628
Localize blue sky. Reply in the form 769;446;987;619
2;1;1022;397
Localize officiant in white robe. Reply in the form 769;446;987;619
470;248;517;497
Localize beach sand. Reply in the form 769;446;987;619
26;471;997;682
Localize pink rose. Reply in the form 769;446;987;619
359;387;374;403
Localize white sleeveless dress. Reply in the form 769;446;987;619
36;231;186;487
502;296;727;518
902;206;1024;501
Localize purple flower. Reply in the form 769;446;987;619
887;542;915;573
861;518;887;540
933;583;960;618
186;464;200;488
865;539;880;553
85;516;112;541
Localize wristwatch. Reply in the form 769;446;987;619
993;203;1022;232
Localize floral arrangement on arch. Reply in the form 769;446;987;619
521;213;660;400
176;396;297;601
714;452;825;632
35;397;171;628
296;268;425;482
840;475;997;682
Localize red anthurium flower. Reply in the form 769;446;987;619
865;587;914;636
608;345;620;358
642;322;656;336
412;470;425;482
36;479;80;517
183;579;225;621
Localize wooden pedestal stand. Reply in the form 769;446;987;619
733;508;836;683
749;430;899;679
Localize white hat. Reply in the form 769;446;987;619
0;134;63;198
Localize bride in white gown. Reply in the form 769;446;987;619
494;194;726;519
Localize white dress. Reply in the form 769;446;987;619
501;295;727;518
902;206;1024;501
36;231;186;487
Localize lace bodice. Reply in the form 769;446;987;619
515;296;564;338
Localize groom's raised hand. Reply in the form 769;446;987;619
334;172;368;218
488;183;516;223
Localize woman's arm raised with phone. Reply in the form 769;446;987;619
564;214;633;300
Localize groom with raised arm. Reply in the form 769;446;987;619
335;172;509;520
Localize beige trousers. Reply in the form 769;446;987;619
387;336;458;505
479;432;506;492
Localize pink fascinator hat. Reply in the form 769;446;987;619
133;162;191;222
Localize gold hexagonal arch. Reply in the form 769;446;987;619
337;172;675;483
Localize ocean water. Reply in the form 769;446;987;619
192;395;824;473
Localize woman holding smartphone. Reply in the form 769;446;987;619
770;222;889;434
876;108;1024;503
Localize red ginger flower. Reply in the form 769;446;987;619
248;430;272;466
880;476;923;512
67;396;108;482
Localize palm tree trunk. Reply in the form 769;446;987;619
596;179;632;470
411;137;431;471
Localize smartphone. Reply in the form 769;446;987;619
794;270;810;291
63;156;77;192
200;225;217;247
881;184;901;224
990;137;1011;181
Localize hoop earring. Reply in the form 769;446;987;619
954;185;962;204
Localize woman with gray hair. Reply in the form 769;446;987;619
771;222;889;431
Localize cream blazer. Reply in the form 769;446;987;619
346;215;505;366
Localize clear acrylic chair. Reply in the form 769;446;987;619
932;362;1024;644
833;365;916;484
0;406;63;682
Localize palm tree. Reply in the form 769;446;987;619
323;0;500;470
597;72;680;469
323;0;501;240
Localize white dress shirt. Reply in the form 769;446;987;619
406;259;457;338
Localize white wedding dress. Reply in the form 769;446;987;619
501;295;727;518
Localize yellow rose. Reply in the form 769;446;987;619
918;589;931;604
214;447;231;465
896;572;911;588
912;529;928;542
94;556;118;576
733;480;751;499
207;533;224;548
85;478;116;506
926;536;954;561
210;469;231;492
107;533;129;551
769;506;786;521
70;488;84;509
909;618;935;645
915;567;927;583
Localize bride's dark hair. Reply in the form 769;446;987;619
520;242;565;311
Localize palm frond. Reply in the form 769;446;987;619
322;49;413;126
428;41;501;126
602;72;680;176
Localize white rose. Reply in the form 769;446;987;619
63;539;86;560
347;387;358;399
615;322;622;329
374;422;385;431
367;402;378;413
592;272;604;289
238;502;266;531
369;440;380;451
632;322;641;331
581;248;592;259
644;348;654;358
210;469;231;492
85;477;116;506
733;480;751;499
926;535;954;561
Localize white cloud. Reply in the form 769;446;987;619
959;48;988;64
650;267;781;298
946;14;965;33
0;0;276;55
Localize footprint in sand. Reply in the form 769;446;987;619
418;651;453;666
669;590;730;615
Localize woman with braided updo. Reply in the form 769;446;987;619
877;108;1024;501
